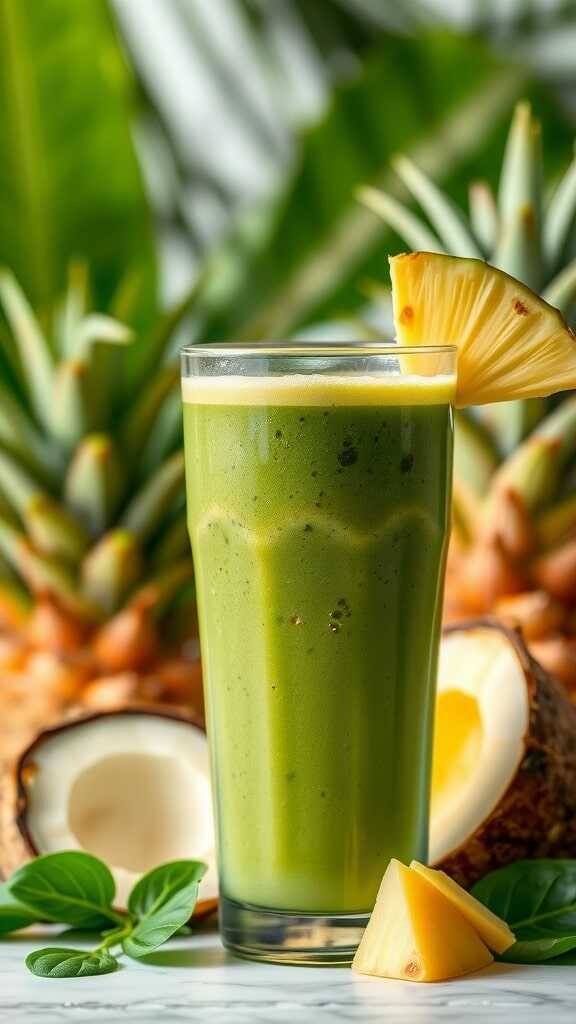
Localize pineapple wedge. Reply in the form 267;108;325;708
389;252;576;408
352;859;493;982
410;861;514;954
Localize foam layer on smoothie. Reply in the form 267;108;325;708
182;373;455;407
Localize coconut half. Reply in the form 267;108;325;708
16;710;217;912
431;620;576;887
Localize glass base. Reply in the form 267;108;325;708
220;896;368;965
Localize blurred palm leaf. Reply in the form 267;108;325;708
0;0;156;313
195;33;534;340
114;0;424;289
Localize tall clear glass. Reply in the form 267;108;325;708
181;343;456;964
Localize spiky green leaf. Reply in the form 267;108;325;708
81;528;142;615
495;101;542;289
357;186;444;253
391;154;483;258
121;452;185;545
0;447;39;513
121;367;179;459
542;257;576;316
468;180;499;255
544;149;576;271
51;359;91;449
23;495;88;564
65;434;122;537
0;269;54;429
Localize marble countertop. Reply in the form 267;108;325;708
1;924;574;1024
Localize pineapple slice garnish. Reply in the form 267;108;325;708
352;859;496;983
390;252;576;408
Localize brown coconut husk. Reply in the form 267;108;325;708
437;619;576;888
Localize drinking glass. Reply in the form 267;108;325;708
181;342;456;964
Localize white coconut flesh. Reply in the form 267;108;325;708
430;628;530;864
21;713;217;909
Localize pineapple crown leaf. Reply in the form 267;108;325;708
468;181;499;256
72;314;133;359
391;154;483;259
357;186;444;253
0;266;192;626
497;101;542;225
359;98;576;313
0;268;55;432
542;258;576;316
120;451;185;546
543;152;576;271
64;433;122;538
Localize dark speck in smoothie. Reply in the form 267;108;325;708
338;446;358;467
290;612;304;626
286;771;296;782
274;430;283;439
328;621;340;633
401;454;414;473
299;416;306;423
252;495;258;501
320;790;326;798
304;523;313;532
311;470;318;477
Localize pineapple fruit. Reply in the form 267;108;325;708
362;102;576;692
409;861;514;954
352;859;513;982
0;268;202;760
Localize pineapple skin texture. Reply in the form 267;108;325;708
352;859;493;983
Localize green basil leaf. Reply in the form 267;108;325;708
8;852;119;929
123;859;206;958
546;949;576;965
499;935;576;964
26;947;119;978
0;883;40;933
472;859;576;963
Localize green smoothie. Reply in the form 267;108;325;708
183;372;454;914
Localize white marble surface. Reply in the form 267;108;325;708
1;924;575;1023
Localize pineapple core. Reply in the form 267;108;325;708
411;862;514;955
352;859;495;982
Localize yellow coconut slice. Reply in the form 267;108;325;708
352;858;493;982
389;252;576;407
15;710;217;912
430;621;576;888
410;861;514;954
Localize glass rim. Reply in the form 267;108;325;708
181;342;457;358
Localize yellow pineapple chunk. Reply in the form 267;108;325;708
352;859;493;982
410;861;515;954
389;252;576;408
